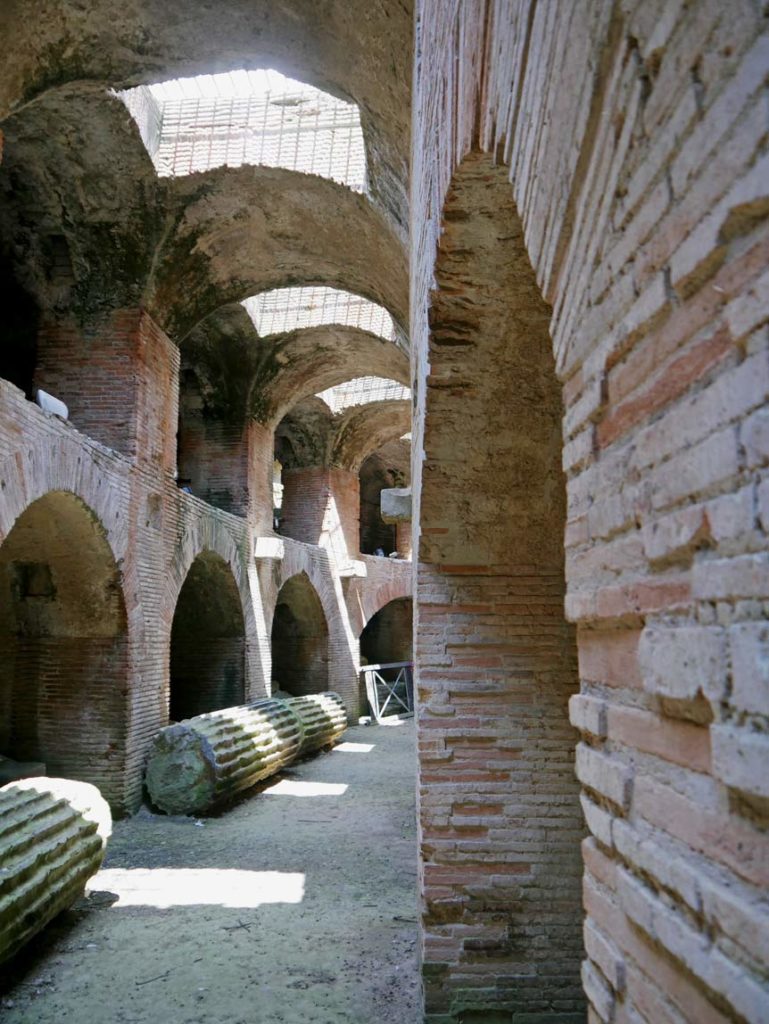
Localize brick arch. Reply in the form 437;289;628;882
164;516;253;633
169;549;247;720
416;150;584;1017
0;438;142;648
0;439;131;599
263;544;360;715
357;577;412;636
163;514;261;700
0;487;130;808
271;552;346;640
269;569;330;699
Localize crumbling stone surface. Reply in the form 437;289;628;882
0;777;111;964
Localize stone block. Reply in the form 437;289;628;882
381;487;412;524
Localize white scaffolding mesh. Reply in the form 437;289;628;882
316;377;410;414
117;69;366;189
242;287;396;341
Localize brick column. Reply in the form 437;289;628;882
280;466;360;560
35;309;178;475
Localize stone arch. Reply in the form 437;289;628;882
169;551;247;721
417;151;584;1017
270;571;330;698
0;490;129;806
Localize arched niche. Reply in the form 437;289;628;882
271;573;329;697
170;551;246;721
0;491;128;804
360;598;413;666
417;151;584;1015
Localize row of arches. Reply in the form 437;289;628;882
0;490;411;803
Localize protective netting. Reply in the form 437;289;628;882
316;377;410;414
242;286;395;341
117;69;366;190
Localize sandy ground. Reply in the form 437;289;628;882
1;721;421;1024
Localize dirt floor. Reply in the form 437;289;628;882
1;721;420;1024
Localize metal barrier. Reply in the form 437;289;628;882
360;661;414;721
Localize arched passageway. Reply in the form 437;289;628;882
0;491;128;803
417;153;584;1017
170;552;246;721
360;598;412;666
271;573;329;697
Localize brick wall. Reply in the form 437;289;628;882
413;2;769;1021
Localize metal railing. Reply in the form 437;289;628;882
359;661;414;722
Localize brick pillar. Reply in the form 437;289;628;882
248;421;276;534
35;309;178;474
280;466;360;560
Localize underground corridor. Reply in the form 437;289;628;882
1;4;769;1024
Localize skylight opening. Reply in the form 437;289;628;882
117;69;366;189
316;377;411;414
242;287;396;341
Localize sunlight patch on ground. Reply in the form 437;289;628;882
263;780;348;797
335;742;375;753
93;868;305;908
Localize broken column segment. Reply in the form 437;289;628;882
0;778;111;964
286;693;348;754
145;698;303;816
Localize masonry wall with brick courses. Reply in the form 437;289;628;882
36;309;179;473
395;521;412;560
177;393;275;528
413;2;769;1021
0;310;408;808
